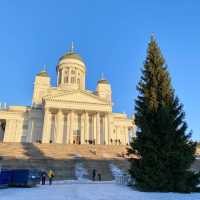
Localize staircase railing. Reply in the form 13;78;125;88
115;174;134;186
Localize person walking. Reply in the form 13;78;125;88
41;171;46;185
92;169;96;181
48;169;55;185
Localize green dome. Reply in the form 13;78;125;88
98;79;109;84
59;52;84;62
37;70;49;77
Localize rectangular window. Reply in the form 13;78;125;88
71;77;75;83
64;76;68;83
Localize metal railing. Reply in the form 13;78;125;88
115;174;134;186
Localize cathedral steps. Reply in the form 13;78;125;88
81;159;114;181
0;143;128;159
0;143;129;180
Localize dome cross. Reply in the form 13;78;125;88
70;41;74;53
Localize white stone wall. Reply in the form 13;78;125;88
32;75;51;107
0;106;134;145
0;52;135;144
96;82;112;103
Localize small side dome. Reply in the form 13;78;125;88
96;74;112;103
37;70;49;77
98;79;109;84
97;73;109;84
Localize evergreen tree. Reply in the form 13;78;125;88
128;35;200;192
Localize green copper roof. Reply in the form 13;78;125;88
37;70;49;77
59;52;84;62
98;79;109;84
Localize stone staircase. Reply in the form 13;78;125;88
0;143;129;180
0;143;128;159
81;159;113;181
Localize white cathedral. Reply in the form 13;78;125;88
0;45;135;145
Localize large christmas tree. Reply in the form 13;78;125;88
128;35;200;192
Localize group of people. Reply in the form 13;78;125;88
92;169;101;181
40;168;101;184
41;169;55;185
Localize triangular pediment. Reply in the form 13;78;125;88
44;90;109;105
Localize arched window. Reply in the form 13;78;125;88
77;78;80;84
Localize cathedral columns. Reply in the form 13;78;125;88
41;109;113;145
96;112;100;144
69;111;74;144
104;114;108;145
66;112;71;144
84;112;89;143
107;113;112;145
56;110;64;143
93;113;97;144
81;113;85;144
42;109;52;143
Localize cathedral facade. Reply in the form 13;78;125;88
0;46;135;145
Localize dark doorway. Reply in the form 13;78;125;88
0;119;6;142
73;130;81;144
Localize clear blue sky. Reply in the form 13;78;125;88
0;1;199;140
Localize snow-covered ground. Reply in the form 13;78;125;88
75;162;88;180
1;182;200;200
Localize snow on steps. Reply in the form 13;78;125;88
0;143;130;180
75;162;88;180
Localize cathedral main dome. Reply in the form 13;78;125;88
59;52;84;63
57;43;86;90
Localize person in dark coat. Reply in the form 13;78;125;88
41;172;46;185
92;169;96;181
98;173;101;181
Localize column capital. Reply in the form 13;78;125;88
57;109;64;118
85;111;89;117
57;109;63;113
44;108;52;115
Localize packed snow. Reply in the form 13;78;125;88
75;162;88;180
109;163;124;177
1;182;200;200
